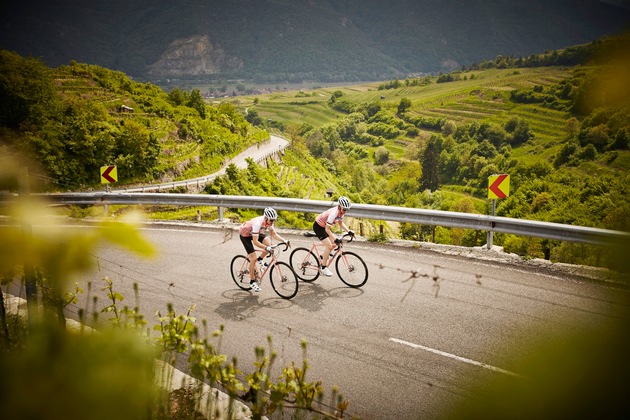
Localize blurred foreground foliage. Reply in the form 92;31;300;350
0;152;350;419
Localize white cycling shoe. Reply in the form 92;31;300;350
250;281;262;292
321;267;333;277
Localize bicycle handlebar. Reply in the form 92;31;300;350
271;242;291;252
338;233;355;243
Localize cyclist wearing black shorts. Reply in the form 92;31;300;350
313;196;354;277
239;207;288;292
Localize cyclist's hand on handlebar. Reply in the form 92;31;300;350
348;230;355;237
265;246;272;252
334;238;342;245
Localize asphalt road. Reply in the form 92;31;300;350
66;224;630;419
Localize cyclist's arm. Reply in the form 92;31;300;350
251;232;266;249
324;223;336;242
269;226;287;244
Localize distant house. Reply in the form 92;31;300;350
120;105;134;113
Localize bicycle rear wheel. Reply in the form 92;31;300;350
269;262;299;299
335;251;368;288
230;255;253;290
289;247;320;282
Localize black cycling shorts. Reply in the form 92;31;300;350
313;221;328;241
240;233;266;255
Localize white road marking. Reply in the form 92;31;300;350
389;337;524;378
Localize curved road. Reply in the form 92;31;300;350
115;134;289;192
68;224;630;419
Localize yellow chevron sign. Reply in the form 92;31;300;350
488;174;510;199
100;165;118;183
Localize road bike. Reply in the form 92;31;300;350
230;242;299;299
289;233;368;288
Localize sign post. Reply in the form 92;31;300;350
487;174;510;249
100;165;117;215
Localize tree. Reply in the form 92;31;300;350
374;146;389;165
609;128;629;150
565;117;580;137
442;120;457;136
472;140;498;159
366;101;381;117
580;124;609;151
0;50;57;129
328;90;343;105
168;87;185;106
397;97;412;114
484;124;507;148
554;142;578;167
245;109;263;126
506;118;533;145
186;89;206;119
420;135;441;191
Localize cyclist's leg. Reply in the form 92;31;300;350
320;238;333;265
313;222;333;272
257;233;269;259
240;235;258;283
256;233;271;267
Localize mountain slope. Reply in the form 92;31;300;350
1;0;629;82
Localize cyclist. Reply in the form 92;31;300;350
313;196;355;277
239;207;288;292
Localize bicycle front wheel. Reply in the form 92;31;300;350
336;251;368;288
289;247;320;282
230;255;253;290
270;262;299;299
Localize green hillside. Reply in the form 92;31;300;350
241;67;572;136
231;41;630;268
2;36;629;269
0;50;270;191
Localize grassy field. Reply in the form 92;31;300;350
234;68;574;146
234;68;579;172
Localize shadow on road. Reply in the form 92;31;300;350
215;289;292;321
215;282;364;320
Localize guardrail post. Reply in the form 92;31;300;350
218;206;223;221
487;199;496;249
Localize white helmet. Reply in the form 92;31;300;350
338;196;351;210
263;207;278;220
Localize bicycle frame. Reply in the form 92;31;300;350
307;241;343;268
253;249;277;279
289;233;368;288
230;242;299;299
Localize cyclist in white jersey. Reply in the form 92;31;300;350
239;207;288;292
313;196;354;277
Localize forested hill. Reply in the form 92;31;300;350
1;0;629;83
1;33;629;268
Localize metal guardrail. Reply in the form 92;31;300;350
12;192;629;247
